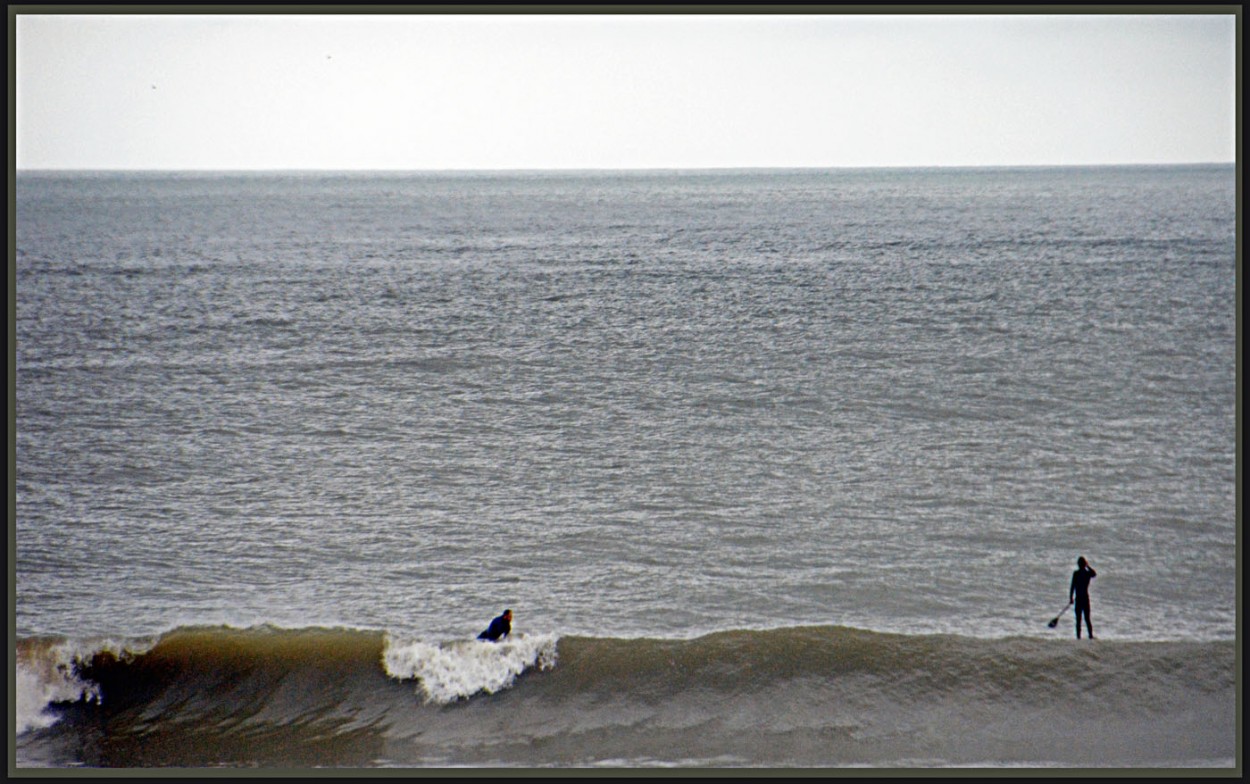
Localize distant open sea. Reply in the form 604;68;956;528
13;166;1237;768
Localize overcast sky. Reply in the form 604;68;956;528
14;11;1238;170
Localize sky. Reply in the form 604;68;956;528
13;11;1239;170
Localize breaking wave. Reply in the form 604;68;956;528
14;624;1237;768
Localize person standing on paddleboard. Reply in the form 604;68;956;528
1069;557;1097;639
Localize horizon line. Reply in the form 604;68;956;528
14;161;1236;174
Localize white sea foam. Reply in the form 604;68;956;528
15;661;91;734
382;632;558;704
15;636;154;734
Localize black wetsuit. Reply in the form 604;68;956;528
477;613;511;642
1070;565;1097;639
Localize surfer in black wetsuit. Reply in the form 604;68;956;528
1069;557;1096;639
477;609;512;641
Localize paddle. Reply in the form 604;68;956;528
1047;601;1072;628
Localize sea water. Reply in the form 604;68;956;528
13;166;1237;767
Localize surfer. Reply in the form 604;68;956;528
477;609;512;642
1069;557;1097;639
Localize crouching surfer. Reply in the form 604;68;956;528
477;608;512;642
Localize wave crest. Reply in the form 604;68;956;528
383;633;559;704
15;635;155;733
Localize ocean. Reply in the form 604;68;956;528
12;166;1238;768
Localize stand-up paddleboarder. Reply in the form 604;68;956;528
1070;558;1097;639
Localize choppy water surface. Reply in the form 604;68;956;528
14;166;1237;767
